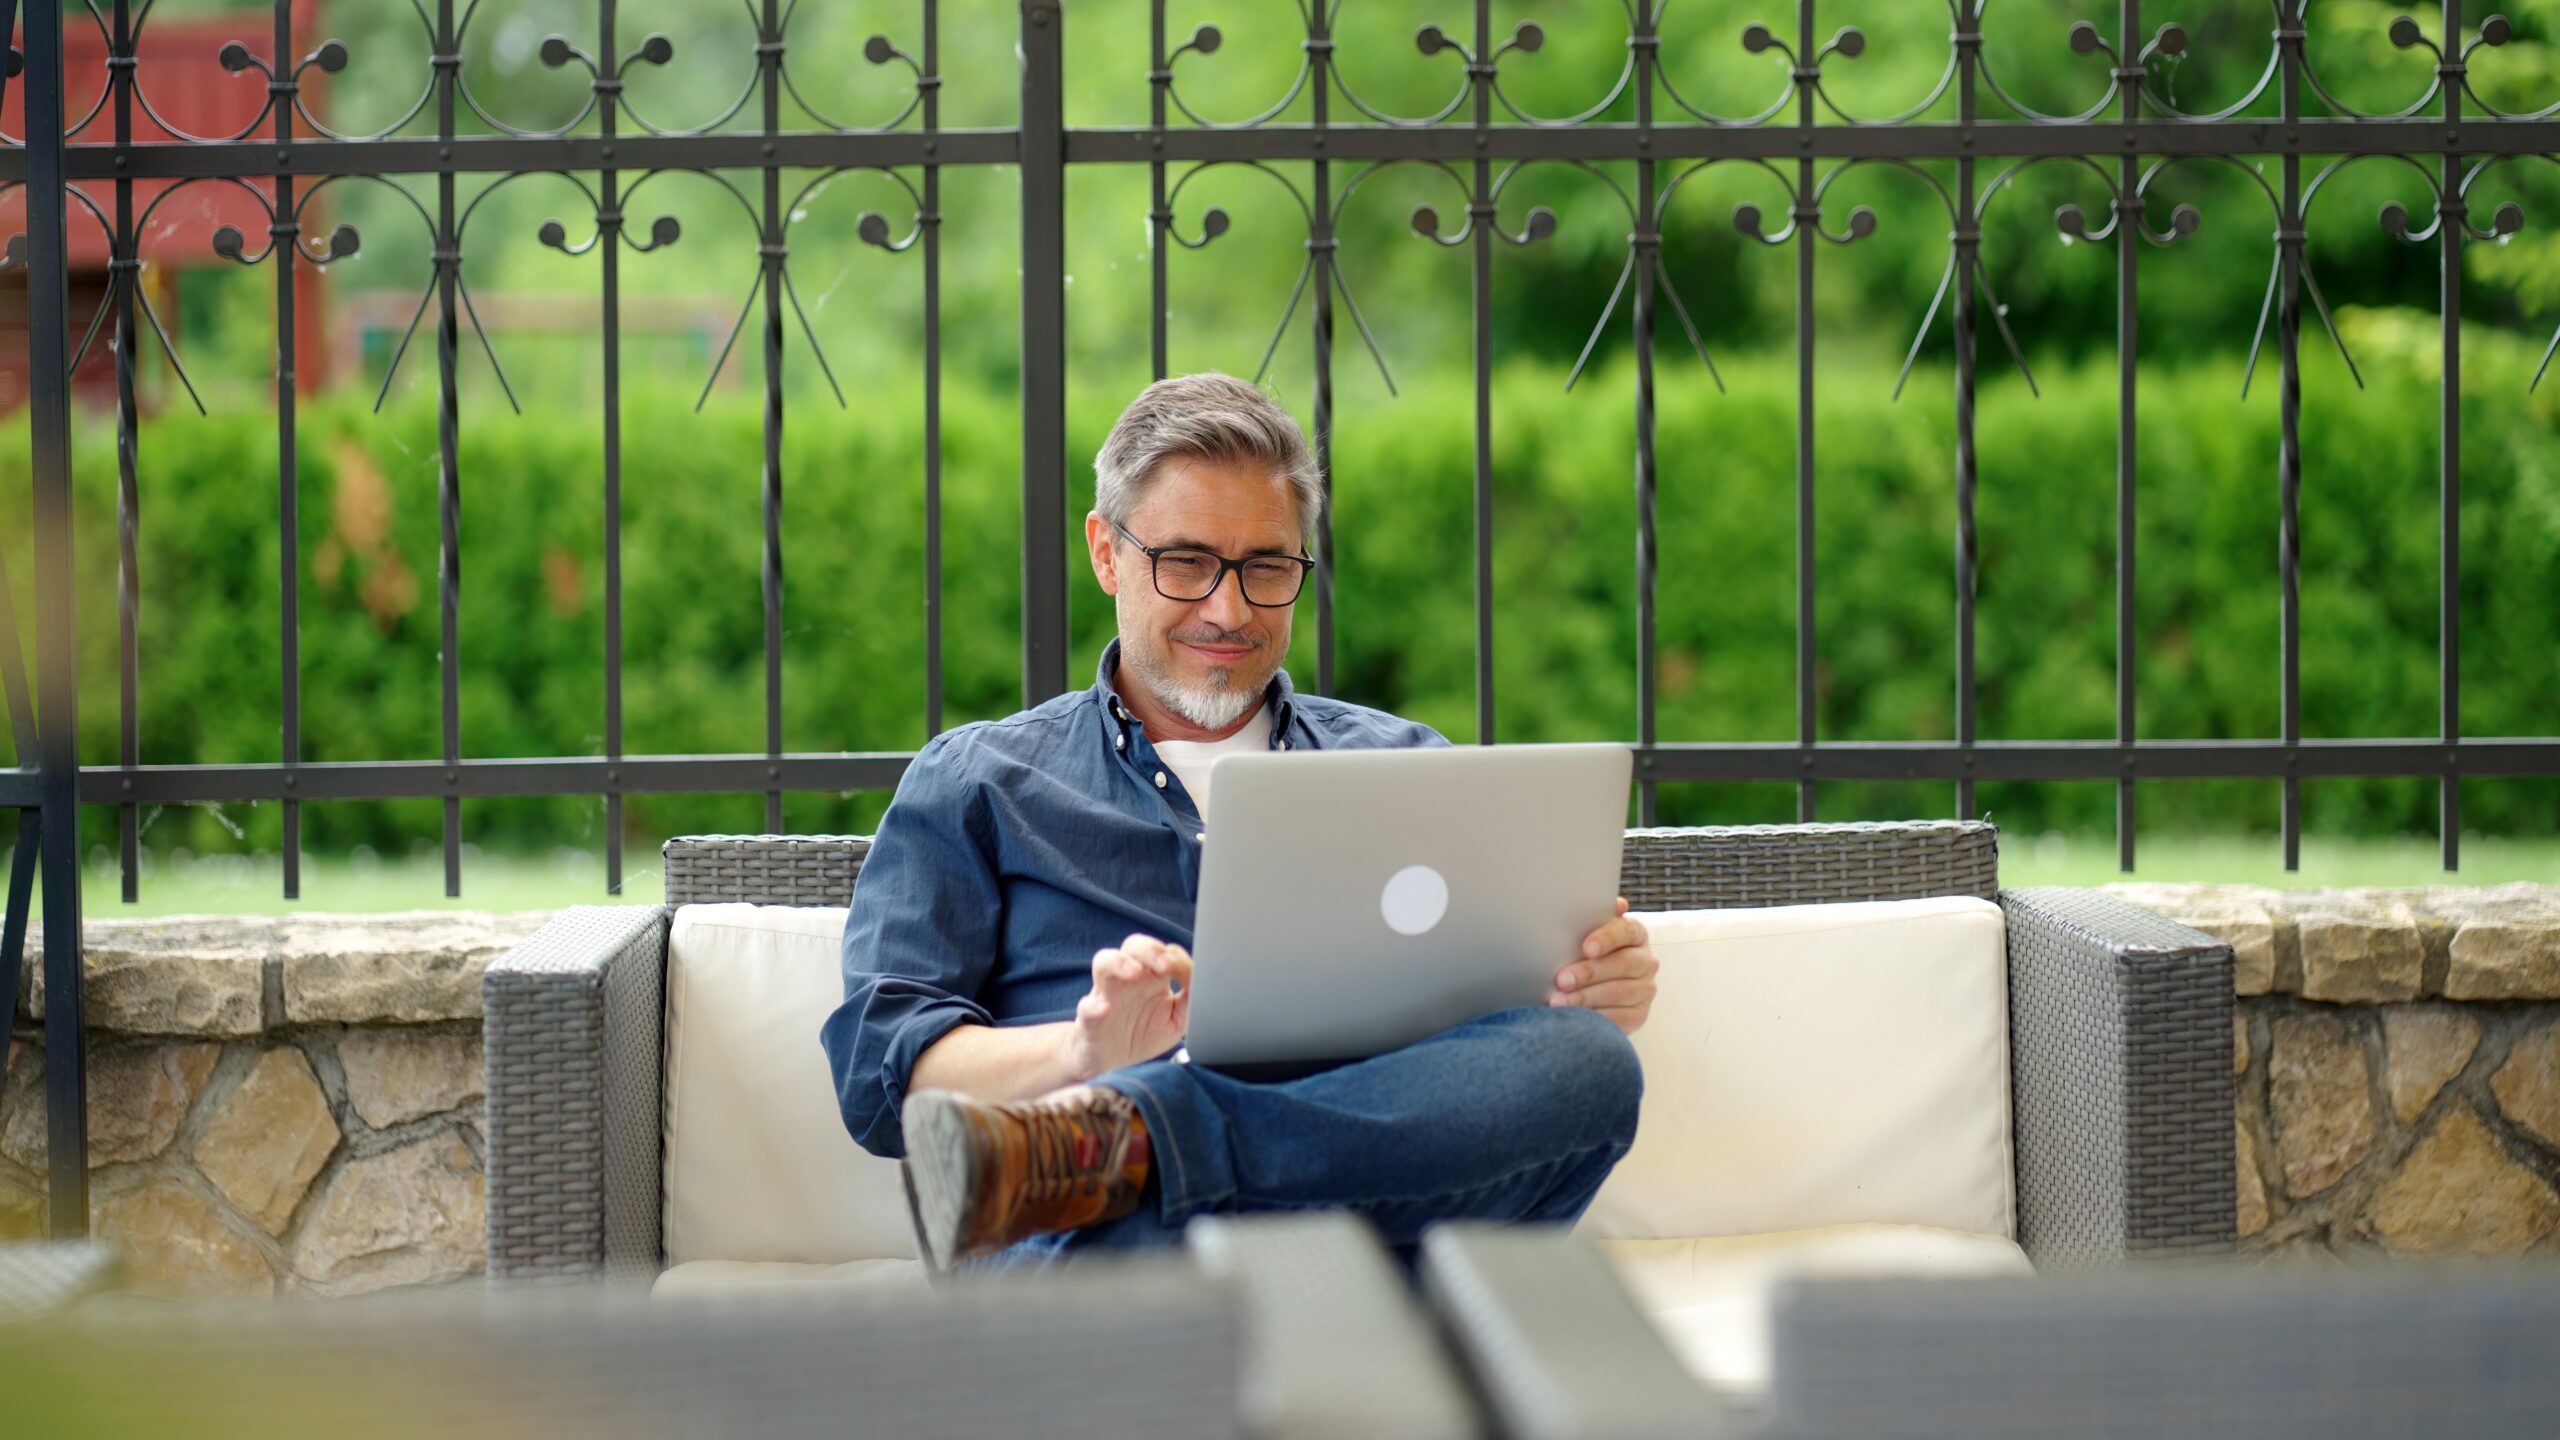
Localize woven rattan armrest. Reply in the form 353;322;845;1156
1998;887;2236;1267
483;903;673;1284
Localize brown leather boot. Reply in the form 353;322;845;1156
899;1086;1153;1271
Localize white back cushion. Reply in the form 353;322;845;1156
1578;896;2014;1243
662;904;915;1265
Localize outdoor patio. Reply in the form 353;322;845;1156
6;1;2559;1435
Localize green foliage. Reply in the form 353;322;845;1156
6;310;2553;856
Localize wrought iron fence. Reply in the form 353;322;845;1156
4;1;2558;1236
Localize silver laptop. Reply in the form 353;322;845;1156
1183;742;1632;1069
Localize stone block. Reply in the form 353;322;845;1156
195;1048;340;1236
2360;1103;2560;1256
290;1131;486;1297
91;1176;276;1299
0;1163;41;1241
338;1030;483;1130
2381;1006;2479;1126
2292;894;2424;1003
0;1040;220;1170
2269;1013;2376;1197
2234;1015;2250;1075
279;912;548;1025
2490;1019;2560;1151
2236;1120;2268;1238
21;918;268;1036
2446;923;2560;1001
2102;884;2279;995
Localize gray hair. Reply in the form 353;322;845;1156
1092;372;1322;545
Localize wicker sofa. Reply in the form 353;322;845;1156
484;818;2234;1293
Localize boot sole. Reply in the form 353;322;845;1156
899;1090;980;1275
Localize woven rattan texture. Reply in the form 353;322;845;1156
1186;1213;1480;1440
483;904;670;1282
1420;1225;1727;1439
663;835;872;906
665;821;1998;913
1621;820;1998;909
2000;889;2235;1267
1766;1268;2560;1438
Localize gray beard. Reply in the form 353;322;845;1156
1121;632;1266;732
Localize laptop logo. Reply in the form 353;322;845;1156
1380;865;1449;937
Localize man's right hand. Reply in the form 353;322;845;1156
1067;933;1193;1082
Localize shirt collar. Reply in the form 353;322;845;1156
1095;637;1296;746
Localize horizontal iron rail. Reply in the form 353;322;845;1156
7;737;2553;811
2;117;2554;186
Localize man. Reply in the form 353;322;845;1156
822;372;1658;1272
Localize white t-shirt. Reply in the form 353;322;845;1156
1150;705;1274;823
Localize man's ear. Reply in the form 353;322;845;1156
1084;510;1120;596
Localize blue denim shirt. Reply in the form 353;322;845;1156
822;639;1450;1158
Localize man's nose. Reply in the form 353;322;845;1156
1197;567;1254;629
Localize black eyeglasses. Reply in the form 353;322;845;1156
1113;522;1314;608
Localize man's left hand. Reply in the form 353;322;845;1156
1551;898;1656;1035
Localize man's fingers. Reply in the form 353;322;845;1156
1162;947;1195;992
1555;948;1658;993
1615;896;1631;917
1579;913;1647;961
1554;978;1654;1012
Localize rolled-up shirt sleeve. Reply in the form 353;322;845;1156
820;731;1000;1158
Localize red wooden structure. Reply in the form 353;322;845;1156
3;2;331;410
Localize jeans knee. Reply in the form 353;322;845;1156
1516;1005;1643;1150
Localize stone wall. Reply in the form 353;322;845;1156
7;887;2557;1296
3;911;547;1298
2106;882;2560;1258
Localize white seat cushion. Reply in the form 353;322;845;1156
663;904;916;1266
650;1257;929;1300
1578;896;2014;1244
1599;1225;2033;1396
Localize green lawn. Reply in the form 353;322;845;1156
10;833;2551;920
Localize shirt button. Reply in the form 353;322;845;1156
1114;734;1125;751
1278;739;1291;751
1154;771;1168;788
1195;832;1205;843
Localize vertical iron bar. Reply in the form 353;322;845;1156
435;0;462;896
2439;0;2463;871
923;0;945;737
760;0;786;835
1953;5;1980;823
2115;0;2141;872
1147;1;1167;383
113;0;138;903
274;0;301;899
1632;1;1659;825
601;0;624;892
2278;6;2304;870
1470;0;1495;746
27;0;92;1238
1309;0;1336;697
1793;0;1815;819
1019;0;1069;703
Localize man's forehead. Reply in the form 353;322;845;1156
1130;457;1299;543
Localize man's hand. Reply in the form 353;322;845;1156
1066;933;1194;1082
1550;898;1656;1035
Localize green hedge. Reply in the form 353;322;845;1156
5;305;2555;854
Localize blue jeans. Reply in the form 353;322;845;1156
966;1004;1642;1273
